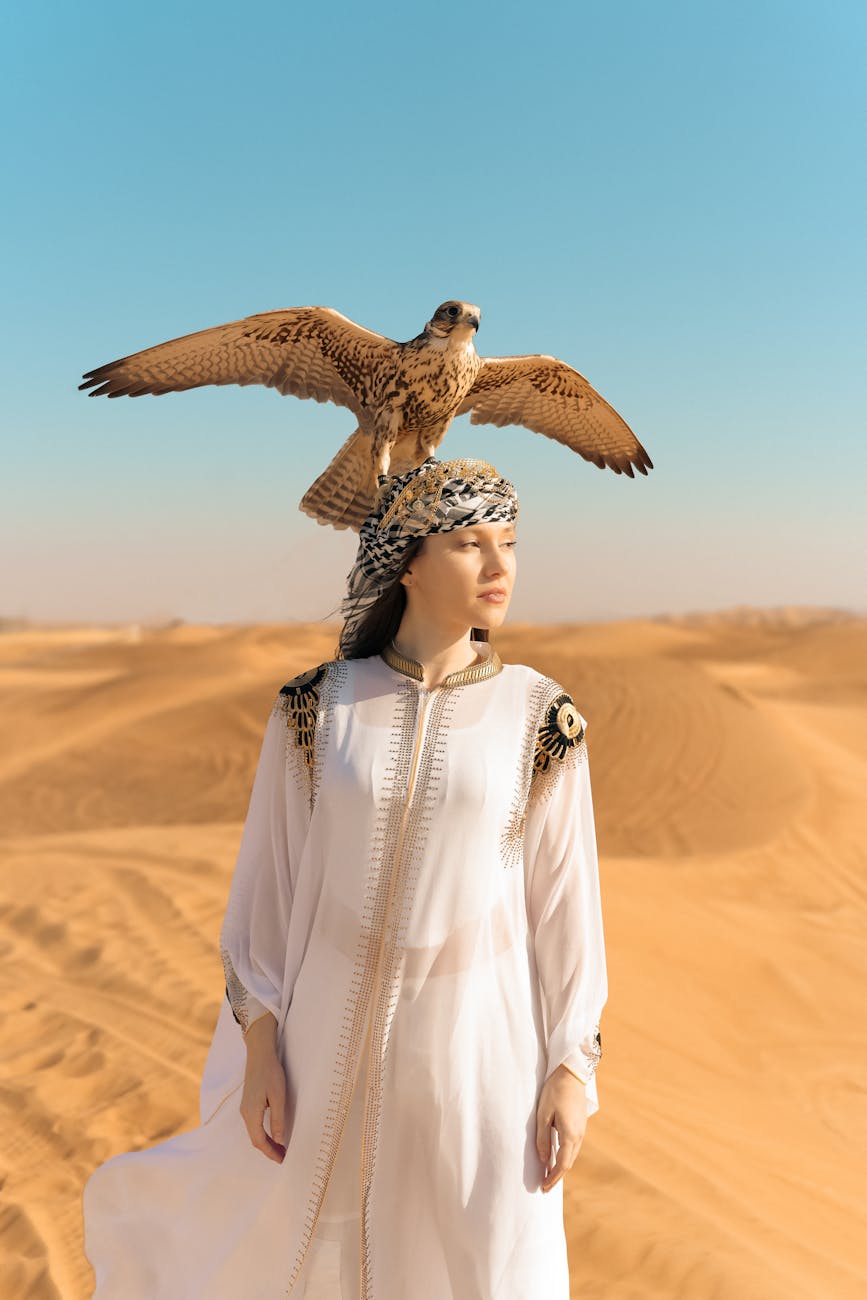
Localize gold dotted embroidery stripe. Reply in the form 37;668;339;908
499;676;554;870
220;943;252;1033
499;679;589;868
310;660;346;814
359;687;457;1299
285;679;420;1295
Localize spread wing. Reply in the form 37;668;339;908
79;307;394;418
457;355;653;476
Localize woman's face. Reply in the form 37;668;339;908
400;520;518;633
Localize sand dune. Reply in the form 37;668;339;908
0;611;864;1298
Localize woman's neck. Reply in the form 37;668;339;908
391;623;482;690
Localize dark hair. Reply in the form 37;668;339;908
334;536;490;660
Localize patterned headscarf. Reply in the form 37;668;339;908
338;456;519;653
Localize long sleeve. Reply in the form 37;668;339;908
219;672;320;1036
221;953;272;1036
522;694;608;1116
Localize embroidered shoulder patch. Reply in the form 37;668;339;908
533;692;586;775
499;680;588;867
277;662;328;769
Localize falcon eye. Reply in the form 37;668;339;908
447;306;459;317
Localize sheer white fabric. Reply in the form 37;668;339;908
83;641;607;1298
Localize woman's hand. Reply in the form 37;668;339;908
536;1064;588;1192
240;1012;288;1163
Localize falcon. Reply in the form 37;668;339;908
80;300;653;531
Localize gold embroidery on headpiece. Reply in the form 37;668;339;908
376;458;504;532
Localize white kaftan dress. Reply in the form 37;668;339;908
83;638;607;1299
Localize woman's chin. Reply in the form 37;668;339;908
472;604;509;630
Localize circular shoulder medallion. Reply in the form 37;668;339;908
280;663;327;696
533;689;586;773
555;699;582;739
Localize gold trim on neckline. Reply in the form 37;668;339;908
381;640;503;687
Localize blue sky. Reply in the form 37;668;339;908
2;0;864;624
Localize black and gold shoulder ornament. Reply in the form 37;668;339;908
533;691;586;776
499;684;588;867
276;662;329;769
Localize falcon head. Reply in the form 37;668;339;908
426;301;481;338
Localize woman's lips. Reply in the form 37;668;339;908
479;591;507;604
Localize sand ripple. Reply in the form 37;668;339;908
0;614;865;1298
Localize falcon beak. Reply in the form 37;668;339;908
467;314;480;332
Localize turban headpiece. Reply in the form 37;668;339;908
339;456;519;654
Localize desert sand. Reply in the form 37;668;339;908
0;610;865;1299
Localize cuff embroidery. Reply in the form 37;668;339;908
584;1024;603;1078
559;1025;603;1083
221;943;254;1033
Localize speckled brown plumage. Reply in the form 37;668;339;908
456;355;653;476
80;299;652;530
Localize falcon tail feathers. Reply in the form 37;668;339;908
298;428;377;532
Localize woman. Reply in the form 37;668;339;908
83;456;607;1300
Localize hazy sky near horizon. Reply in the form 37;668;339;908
2;0;865;625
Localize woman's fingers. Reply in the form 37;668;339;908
536;1100;555;1164
536;1100;586;1191
536;1071;589;1189
261;1129;287;1161
240;1097;274;1160
541;1134;580;1191
240;1059;288;1162
267;1065;287;1147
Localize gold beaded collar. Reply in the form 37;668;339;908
381;638;503;687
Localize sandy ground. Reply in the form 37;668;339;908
0;611;865;1299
